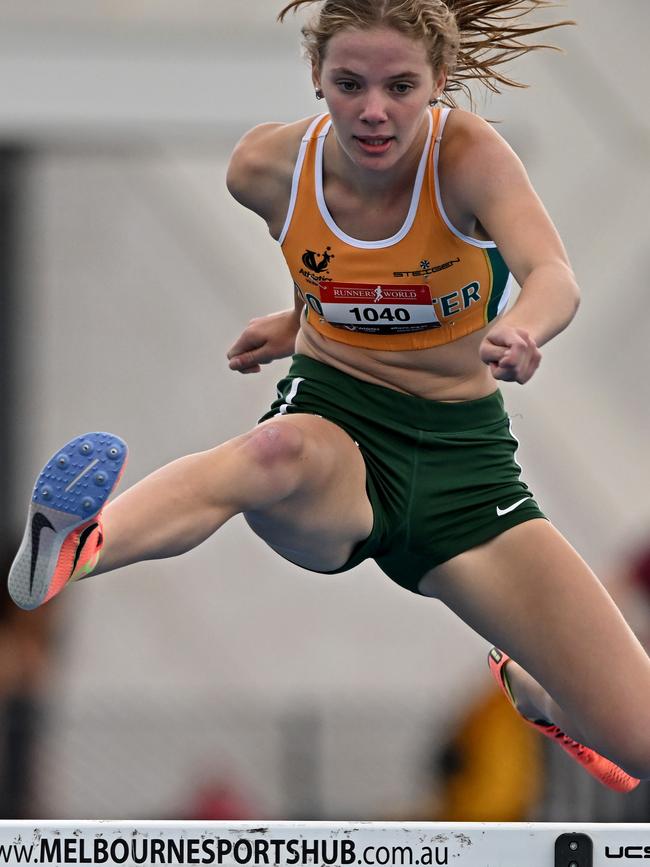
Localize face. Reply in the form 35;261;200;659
313;26;445;173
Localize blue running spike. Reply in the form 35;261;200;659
8;432;128;610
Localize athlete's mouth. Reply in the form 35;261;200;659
354;136;395;154
355;136;394;145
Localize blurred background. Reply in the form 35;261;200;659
0;0;648;824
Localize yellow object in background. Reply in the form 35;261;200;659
433;687;543;822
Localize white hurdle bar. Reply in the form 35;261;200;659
1;821;650;867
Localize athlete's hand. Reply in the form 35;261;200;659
227;309;301;374
479;323;541;384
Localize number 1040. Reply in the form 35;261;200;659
349;307;411;323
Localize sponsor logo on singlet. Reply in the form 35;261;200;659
302;247;334;274
310;281;441;335
299;246;335;287
394;257;460;278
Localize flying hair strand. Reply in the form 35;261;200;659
277;0;575;108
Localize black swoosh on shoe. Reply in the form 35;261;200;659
30;512;56;593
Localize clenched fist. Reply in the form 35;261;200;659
479;323;541;384
227;309;301;374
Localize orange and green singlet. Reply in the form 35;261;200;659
279;107;512;351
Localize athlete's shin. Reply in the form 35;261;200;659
91;427;307;575
91;450;237;574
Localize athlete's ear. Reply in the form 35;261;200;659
311;64;322;95
432;66;447;101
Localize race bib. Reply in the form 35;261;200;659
307;281;441;334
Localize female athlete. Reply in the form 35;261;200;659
8;0;650;792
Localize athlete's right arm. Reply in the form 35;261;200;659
226;119;310;238
225;120;312;373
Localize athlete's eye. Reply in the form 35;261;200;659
337;80;361;92
391;82;414;94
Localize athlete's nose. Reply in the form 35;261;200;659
359;90;389;125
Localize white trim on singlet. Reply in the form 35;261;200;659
278;114;328;247
314;111;433;249
497;273;514;314
277;377;305;415
434;107;496;249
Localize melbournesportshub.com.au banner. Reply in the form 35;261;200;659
1;822;650;867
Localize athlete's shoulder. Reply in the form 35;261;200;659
226;116;319;222
442;109;519;169
440;108;529;207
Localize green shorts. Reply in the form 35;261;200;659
259;354;546;594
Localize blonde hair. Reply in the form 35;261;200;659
277;0;574;107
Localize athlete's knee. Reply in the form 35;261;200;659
240;421;308;499
245;421;305;464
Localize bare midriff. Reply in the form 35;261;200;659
295;312;500;402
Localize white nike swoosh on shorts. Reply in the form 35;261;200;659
496;496;532;517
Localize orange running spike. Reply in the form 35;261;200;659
488;647;640;793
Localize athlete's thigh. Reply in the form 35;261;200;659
244;412;373;572
418;519;650;760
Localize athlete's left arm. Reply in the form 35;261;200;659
450;114;580;383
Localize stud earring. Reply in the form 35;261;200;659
315;89;324;100
429;98;439;107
